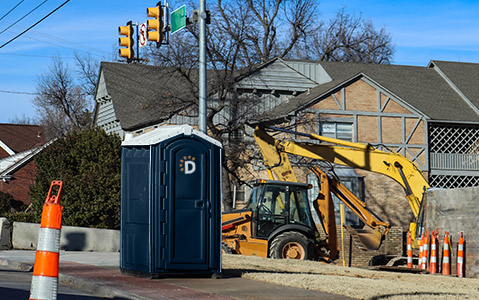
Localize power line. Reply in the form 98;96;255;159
0;0;25;22
0;89;39;95
0;0;71;50
9;32;108;58
0;0;49;35
0;18;110;57
0;52;76;59
18;26;110;56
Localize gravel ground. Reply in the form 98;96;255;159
223;254;479;300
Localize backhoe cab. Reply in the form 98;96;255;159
222;179;319;260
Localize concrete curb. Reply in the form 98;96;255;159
0;257;144;300
59;273;149;300
0;258;33;272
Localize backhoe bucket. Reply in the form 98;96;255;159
344;225;384;251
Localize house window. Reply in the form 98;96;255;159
307;171;364;227
320;122;353;141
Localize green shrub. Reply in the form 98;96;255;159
4;211;35;223
30;128;122;229
0;191;13;214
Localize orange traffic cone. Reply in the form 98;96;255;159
30;181;63;300
442;231;451;276
429;231;438;274
457;232;465;278
421;231;429;269
418;233;423;269
407;231;413;268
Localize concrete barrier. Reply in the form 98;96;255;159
0;218;11;250
425;187;479;278
12;222;120;252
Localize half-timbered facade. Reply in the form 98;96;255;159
252;59;479;228
276;61;479;187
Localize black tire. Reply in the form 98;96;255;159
269;232;313;260
222;242;233;254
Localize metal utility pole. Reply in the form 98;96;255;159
199;0;207;133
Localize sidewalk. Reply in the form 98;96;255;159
0;250;353;300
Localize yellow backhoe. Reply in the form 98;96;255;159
222;126;429;260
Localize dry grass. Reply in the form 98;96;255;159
223;254;479;300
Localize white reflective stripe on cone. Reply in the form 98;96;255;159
458;256;464;264
37;228;61;253
30;275;58;300
459;244;464;251
443;256;450;263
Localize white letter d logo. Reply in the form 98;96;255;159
185;160;196;174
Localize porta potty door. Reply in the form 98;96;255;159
162;138;211;270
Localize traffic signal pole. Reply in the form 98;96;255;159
136;22;140;62
199;0;207;133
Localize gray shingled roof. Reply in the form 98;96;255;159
253;60;479;125
100;62;201;131
430;60;479;112
99;62;254;131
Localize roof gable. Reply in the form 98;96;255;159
282;59;332;84
234;58;318;92
97;62;199;131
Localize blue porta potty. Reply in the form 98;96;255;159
120;125;222;276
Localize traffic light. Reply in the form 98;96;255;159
147;3;164;46
119;21;134;61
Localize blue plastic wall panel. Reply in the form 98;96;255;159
120;146;152;272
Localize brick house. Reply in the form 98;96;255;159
93;59;479;264
0;124;49;206
255;59;479;230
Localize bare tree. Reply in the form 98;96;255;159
213;0;317;65
145;1;395;210
74;52;100;97
304;9;394;63
8;115;36;125
33;57;94;138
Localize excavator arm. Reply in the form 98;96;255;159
254;125;429;246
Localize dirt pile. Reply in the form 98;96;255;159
223;254;479;300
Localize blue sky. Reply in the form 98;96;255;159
1;0;479;123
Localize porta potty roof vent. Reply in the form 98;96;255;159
121;124;222;148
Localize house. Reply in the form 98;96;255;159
93;58;479;229
255;60;479;187
93;60;319;138
0;124;48;206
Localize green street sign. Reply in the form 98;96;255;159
170;5;186;34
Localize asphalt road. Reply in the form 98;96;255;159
0;267;129;300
